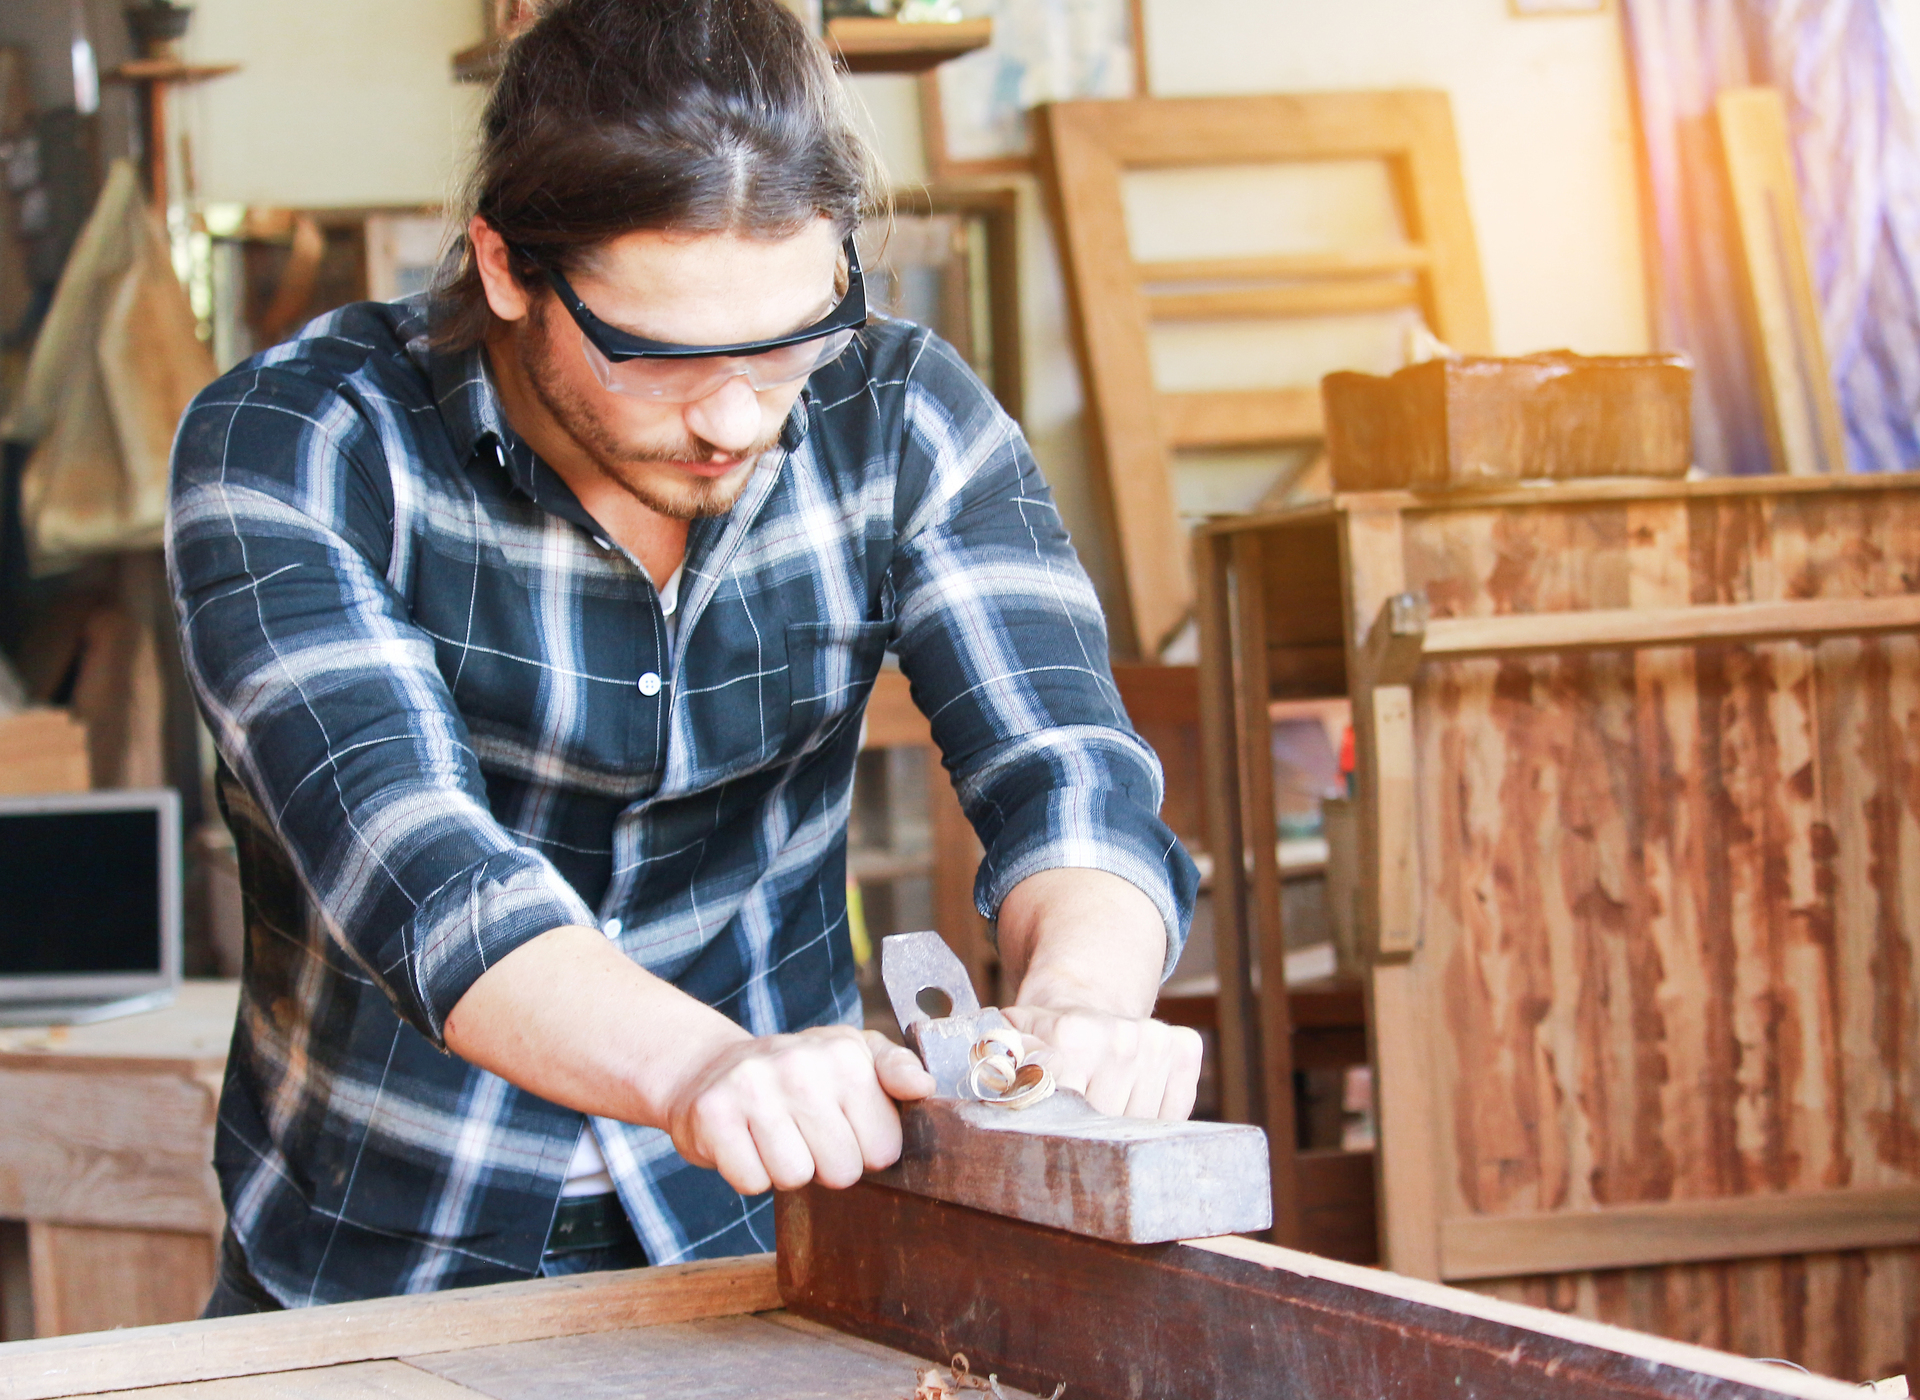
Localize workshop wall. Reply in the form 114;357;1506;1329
849;0;1658;626
175;0;486;210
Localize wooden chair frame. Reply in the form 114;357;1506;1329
1037;90;1491;657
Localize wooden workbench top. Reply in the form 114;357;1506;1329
0;1256;1043;1400
0;982;237;1074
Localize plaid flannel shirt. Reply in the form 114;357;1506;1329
167;296;1197;1305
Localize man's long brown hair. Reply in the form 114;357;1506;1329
434;0;882;351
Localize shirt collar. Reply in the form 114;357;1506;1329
419;306;815;530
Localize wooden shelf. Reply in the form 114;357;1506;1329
452;36;507;83
827;17;991;73
102;59;240;86
454;19;991;83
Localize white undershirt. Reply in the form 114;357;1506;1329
561;560;684;1199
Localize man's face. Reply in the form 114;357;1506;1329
489;219;845;521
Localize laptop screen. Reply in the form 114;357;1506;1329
0;807;166;976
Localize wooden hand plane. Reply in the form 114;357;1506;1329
870;931;1272;1244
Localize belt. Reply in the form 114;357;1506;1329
546;1192;639;1254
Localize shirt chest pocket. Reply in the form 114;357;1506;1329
784;620;892;754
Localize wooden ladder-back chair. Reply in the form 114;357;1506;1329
1037;91;1493;658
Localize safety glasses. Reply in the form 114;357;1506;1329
532;235;867;404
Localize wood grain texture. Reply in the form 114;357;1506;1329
1441;1186;1920;1280
408;1313;1040;1400
26;1225;213;1339
0;1067;221;1232
777;1179;1860;1400
1392;483;1920;1379
0;1257;780;1400
1413;594;1920;660
108;1360;485;1400
866;1090;1271;1243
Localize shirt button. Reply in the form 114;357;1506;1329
602;918;622;939
637;672;662;697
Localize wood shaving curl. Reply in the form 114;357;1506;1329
967;1036;1055;1110
909;1352;1066;1400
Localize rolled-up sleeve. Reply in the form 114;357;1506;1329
167;368;593;1045
886;338;1200;978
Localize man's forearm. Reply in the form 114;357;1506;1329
442;924;934;1194
995;867;1197;1119
996;867;1167;1017
444;924;751;1128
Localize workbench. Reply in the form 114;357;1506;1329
0;982;234;1338
1195;472;1920;1380
0;1178;1881;1400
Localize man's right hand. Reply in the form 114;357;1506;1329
444;925;935;1198
663;1026;934;1195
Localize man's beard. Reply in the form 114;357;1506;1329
518;317;779;522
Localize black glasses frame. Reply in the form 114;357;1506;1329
527;234;868;363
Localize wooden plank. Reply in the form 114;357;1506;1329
1336;504;1445;1281
776;1180;1861;1400
826;16;993;73
1159;388;1323;449
1413;594;1920;662
110;1360;485;1399
1193;461;1920;540
0;712;90;796
0;983;237;1073
1715;88;1847;476
26;1226;214;1339
407;1313;1031;1400
1193;531;1260;1129
0;1257;780;1400
1035;101;1183;658
868;1091;1271;1244
1137;248;1432;284
1367;686;1418;958
1440;1187;1920;1281
1394;92;1495;353
1146;276;1418;322
1230;533;1299;1246
0;1067;221;1232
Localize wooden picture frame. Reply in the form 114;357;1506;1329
917;0;1149;181
866;186;1023;422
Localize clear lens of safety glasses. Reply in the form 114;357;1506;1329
581;328;857;403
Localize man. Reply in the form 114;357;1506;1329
168;0;1199;1311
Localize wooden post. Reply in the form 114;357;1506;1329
1194;529;1259;1128
1228;531;1299;1246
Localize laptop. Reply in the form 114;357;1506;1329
0;788;182;1026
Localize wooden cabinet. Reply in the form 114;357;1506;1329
1197;474;1920;1381
0;983;233;1337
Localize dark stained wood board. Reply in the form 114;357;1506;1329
776;1180;1860;1400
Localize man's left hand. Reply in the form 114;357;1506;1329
1002;1002;1201;1121
993;866;1201;1122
